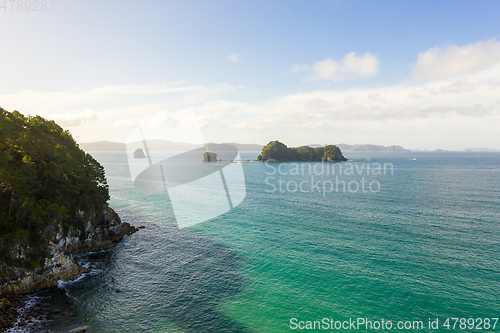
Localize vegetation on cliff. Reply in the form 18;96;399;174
0;108;110;271
257;141;347;162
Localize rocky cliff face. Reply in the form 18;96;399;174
49;206;135;255
0;206;136;298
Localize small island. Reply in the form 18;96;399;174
257;140;347;162
202;152;218;162
134;148;147;158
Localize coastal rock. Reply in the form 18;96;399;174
0;255;82;297
0;206;135;298
48;206;136;255
0;296;24;331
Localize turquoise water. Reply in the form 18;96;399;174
21;152;500;332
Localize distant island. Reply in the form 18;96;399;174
134;148;147;158
202;152;218;162
257;141;347;162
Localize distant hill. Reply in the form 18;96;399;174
464;148;500;152
80;140;263;152
224;143;263;151
79;141;126;151
80;140;409;152
337;144;408;152
310;143;409;152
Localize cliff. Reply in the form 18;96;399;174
0;108;136;328
257;140;347;162
0;206;135;297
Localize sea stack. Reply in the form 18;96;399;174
134;148;146;159
202;152;218;162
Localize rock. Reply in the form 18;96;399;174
138;225;146;229
0;295;25;331
133;148;147;158
0;206;136;298
81;267;92;273
0;298;10;309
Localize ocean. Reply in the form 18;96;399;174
8;151;500;332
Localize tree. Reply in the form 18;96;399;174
0;108;110;269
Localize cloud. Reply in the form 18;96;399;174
225;53;240;63
113;118;139;128
230;120;273;131
2;63;498;148
0;83;240;112
309;52;379;81
145;109;211;129
289;63;309;73
0;82;240;126
229;113;334;132
44;108;98;127
218;61;500;133
410;39;500;81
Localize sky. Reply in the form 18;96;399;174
1;0;499;150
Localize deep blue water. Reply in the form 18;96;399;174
9;151;500;332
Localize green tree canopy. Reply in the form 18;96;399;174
257;140;347;162
0;108;109;269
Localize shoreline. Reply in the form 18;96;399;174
0;241;133;332
0;295;27;331
0;217;138;332
1;257;100;332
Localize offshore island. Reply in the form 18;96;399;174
257;140;347;162
0;108;137;330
